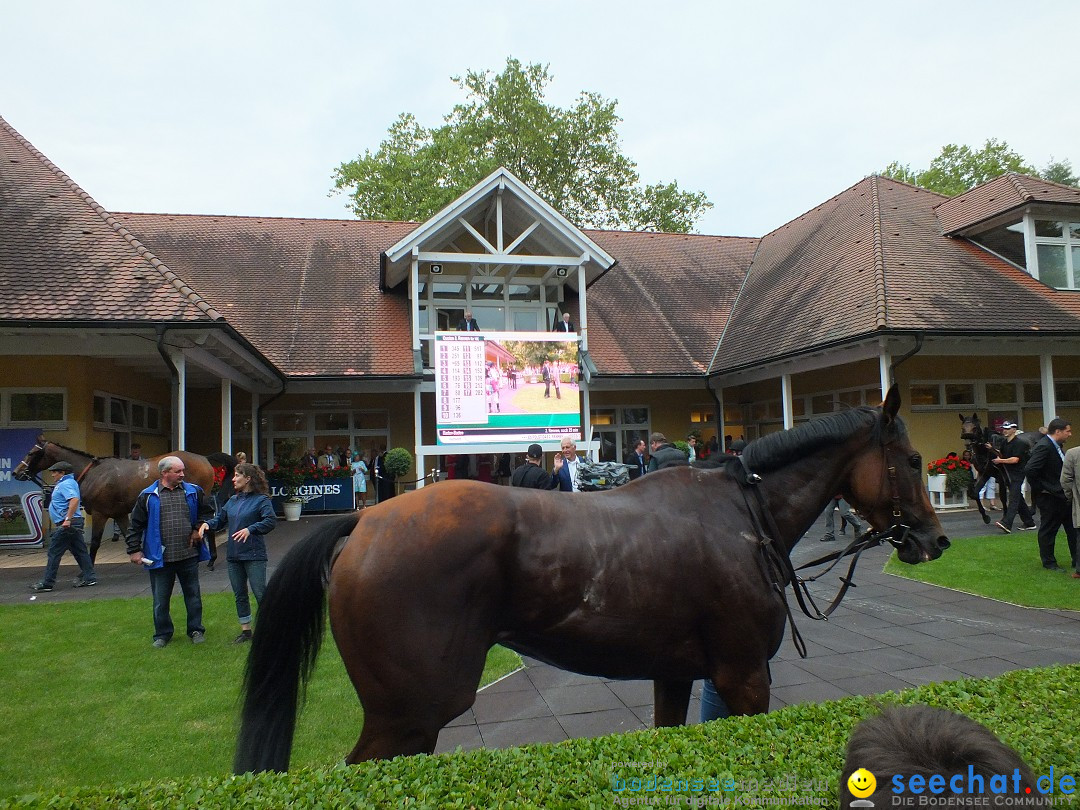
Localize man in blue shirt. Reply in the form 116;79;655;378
31;461;97;592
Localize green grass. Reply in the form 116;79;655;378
0;593;521;798
884;533;1080;610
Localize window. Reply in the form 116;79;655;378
589;406;650;462
92;392;163;434
3;389;67;429
1031;218;1080;289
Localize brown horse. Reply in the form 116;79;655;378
13;440;216;562
235;386;949;773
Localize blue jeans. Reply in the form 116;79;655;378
149;557;204;641
40;524;95;586
227;559;267;624
700;679;732;723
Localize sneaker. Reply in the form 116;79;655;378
994;521;1011;534
72;578;97;588
1044;565;1067;573
190;631;206;644
29;582;53;592
1021;523;1037;531
232;631;253;645
820;534;837;543
152;638;168;648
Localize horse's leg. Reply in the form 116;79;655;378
969;472;991;524
710;662;771;716
206;533;217;571
332;593;492;761
88;513;105;564
652;679;692;726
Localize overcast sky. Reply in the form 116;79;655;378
5;1;1076;238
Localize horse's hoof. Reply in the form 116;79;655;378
982;515;991;524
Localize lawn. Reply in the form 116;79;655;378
884;532;1080;610
0;592;521;798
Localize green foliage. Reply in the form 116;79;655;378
672;440;691;457
382;447;413;479
331;58;712;232
1043;157;1079;187
879;138;1071;196
0;593;520;799
7;665;1079;808
884;534;1080;610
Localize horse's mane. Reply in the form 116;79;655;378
742;407;889;473
45;441;103;460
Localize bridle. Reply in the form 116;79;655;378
13;442;97;486
737;438;914;658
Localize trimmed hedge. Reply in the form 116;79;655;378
4;664;1078;808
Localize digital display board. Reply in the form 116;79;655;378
435;331;582;445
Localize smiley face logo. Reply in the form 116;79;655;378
848;768;876;798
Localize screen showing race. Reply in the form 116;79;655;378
435;331;582;446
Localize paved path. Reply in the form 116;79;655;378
3;508;1078;757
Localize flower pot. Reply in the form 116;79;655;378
927;474;946;493
283;500;303;522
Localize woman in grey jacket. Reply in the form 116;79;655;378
199;463;277;643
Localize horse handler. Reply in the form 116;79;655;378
30;461;97;592
126;456;214;648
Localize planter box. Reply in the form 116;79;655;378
927;474;967;510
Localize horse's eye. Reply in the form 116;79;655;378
909;454;921;470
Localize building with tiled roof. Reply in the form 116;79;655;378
3;111;1080;503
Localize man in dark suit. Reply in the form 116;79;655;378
552;312;576;333
510;444;559;489
1024;417;1077;572
457;310;480;332
623;438;648;480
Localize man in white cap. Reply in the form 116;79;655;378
30;461;97;592
992;421;1037;534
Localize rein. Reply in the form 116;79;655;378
736;447;911;659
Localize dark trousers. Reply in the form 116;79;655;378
1000;473;1034;530
1034;495;1077;569
40;524;95;586
149;557;204;641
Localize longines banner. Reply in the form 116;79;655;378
0;428;47;548
268;479;352;513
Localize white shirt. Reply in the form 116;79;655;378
564;455;581;492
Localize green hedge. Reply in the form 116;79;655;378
5;664;1078;808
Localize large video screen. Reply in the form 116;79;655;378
435;331;582;446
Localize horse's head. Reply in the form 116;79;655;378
12;440;48;483
847;387;949;564
959;413;983;442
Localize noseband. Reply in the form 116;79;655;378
738;442;913;658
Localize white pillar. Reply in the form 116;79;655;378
174;351;186;451
414;387;425;488
879;350;893;398
250;393;259;465
781;374;794;430
410;247;421;353
582;381;592;460
716;386;727;451
577;261;588;351
220;379;232;454
1041;353;1057;427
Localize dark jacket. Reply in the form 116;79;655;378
648;443;688;472
1026;435;1067;501
205;491;277;562
457;318;480;332
126;481;214;568
624;450;648;480
510;462;558;489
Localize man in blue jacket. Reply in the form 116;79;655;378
126;456;214;647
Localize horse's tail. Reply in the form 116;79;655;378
234;512;361;773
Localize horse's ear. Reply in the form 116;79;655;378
882;385;901;423
959;414;966;422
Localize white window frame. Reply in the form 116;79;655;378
907;380;1047;412
1026;216;1080;290
93;391;163;434
2;387;67;430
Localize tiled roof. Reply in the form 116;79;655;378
585;230;758;375
935;173;1080;234
714;177;1080;374
115;213;419;376
0;116;218;324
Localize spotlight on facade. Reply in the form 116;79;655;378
430;264;443;274
555;266;568;277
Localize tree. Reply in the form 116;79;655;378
882;139;1078;196
331;59;712;233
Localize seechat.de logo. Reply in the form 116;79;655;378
848;768;877;807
